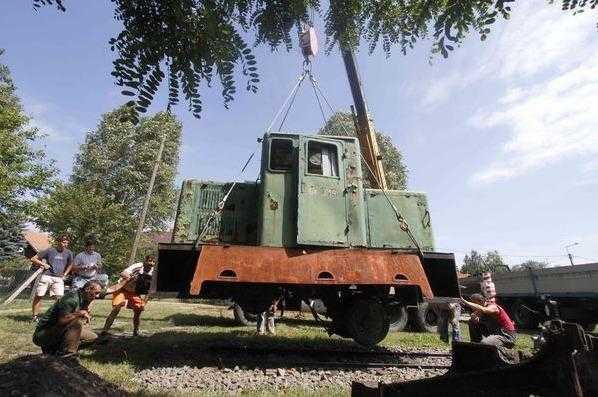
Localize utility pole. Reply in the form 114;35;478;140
565;242;579;266
129;132;167;265
341;48;388;190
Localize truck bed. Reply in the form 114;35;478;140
461;263;598;299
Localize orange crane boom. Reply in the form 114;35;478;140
341;48;388;190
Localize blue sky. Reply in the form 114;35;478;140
2;1;597;267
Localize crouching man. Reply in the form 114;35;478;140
461;293;517;349
33;281;102;357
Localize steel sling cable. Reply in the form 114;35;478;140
309;71;328;126
194;69;310;246
309;74;424;257
267;69;309;133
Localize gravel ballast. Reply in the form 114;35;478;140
135;347;451;394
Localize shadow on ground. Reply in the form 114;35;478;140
84;330;366;371
276;315;324;328
164;313;239;327
0;354;129;396
6;314;31;322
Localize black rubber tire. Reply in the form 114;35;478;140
347;299;390;346
511;300;538;329
232;303;257;326
410;302;438;333
388;304;409;332
581;322;596;332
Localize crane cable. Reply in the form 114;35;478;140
307;70;424;257
194;68;310;246
195;49;423;256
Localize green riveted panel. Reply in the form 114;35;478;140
172;180;205;242
296;136;348;247
365;189;435;251
173;132;435;252
342;139;368;247
258;134;299;247
172;180;258;245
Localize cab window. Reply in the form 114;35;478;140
269;138;294;171
307;141;339;177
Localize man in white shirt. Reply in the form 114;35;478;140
101;254;155;336
72;239;109;289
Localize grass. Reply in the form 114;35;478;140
0;298;534;396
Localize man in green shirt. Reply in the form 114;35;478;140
33;280;102;356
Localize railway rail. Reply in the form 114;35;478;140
207;346;452;371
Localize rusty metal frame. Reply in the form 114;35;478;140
189;244;433;296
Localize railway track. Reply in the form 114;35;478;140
207;346;452;370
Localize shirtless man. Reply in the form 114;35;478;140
101;255;154;336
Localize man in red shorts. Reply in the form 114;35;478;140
101;255;155;336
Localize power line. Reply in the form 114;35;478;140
437;249;567;258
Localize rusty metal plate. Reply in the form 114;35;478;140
189;245;432;297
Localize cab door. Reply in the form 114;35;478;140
297;136;348;246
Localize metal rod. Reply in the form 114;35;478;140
208;346;451;358
129;131;167;265
216;359;450;370
565;242;579;266
296;362;450;370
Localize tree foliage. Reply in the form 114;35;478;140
36;108;182;273
0;211;26;263
36;183;136;273
319;111;407;189
511;260;549;271
32;1;598;119
0;49;55;269
71;108;181;230
0;49;55;216
461;249;509;275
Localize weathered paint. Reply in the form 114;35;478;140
258;135;298;246
365;189;434;251
171;132;434;251
343;138;368;247
297;136;348;246
172;180;259;244
189;245;433;297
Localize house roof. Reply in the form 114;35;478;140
22;231;51;253
150;231;172;244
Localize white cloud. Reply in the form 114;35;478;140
490;4;595;79
23;97;81;143
420;75;462;106
20;96;86;178
29;118;72;143
471;56;598;184
421;1;598;184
